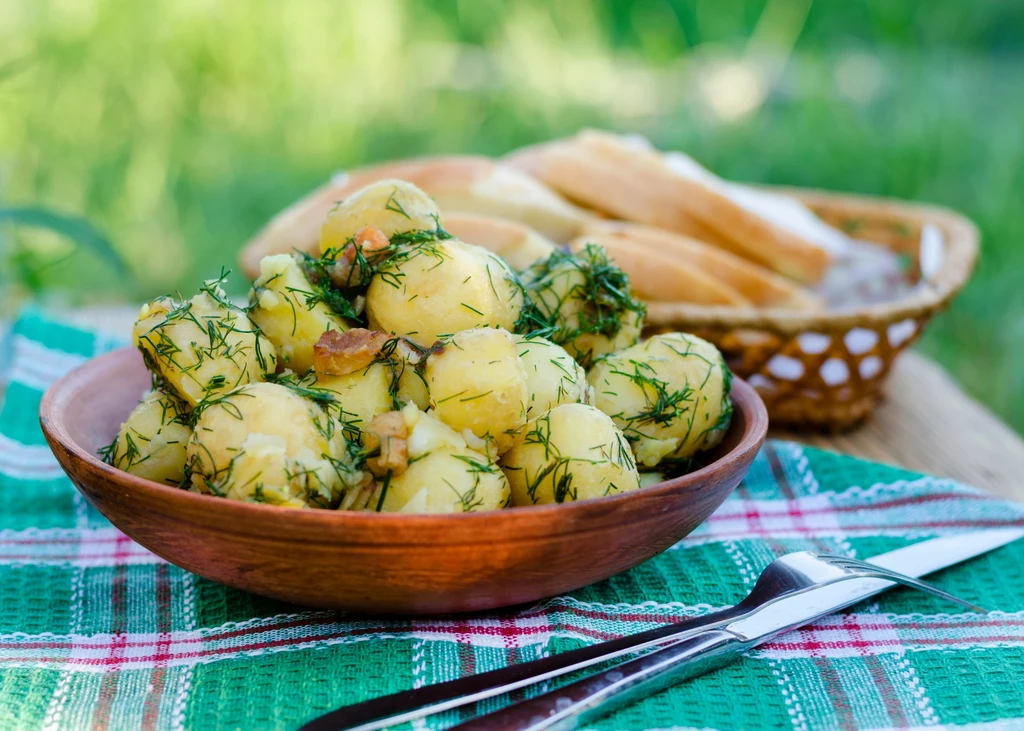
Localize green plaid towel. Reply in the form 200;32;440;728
2;309;1023;731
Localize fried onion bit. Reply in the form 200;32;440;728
363;411;409;477
313;328;390;376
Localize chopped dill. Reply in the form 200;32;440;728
519;244;645;367
374;470;393;512
384;187;410;219
296;223;452;326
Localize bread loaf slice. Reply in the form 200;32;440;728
505;130;834;285
580;222;822;310
568;235;753;308
444;214;556;271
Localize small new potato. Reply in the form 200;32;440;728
425;327;528;454
375;448;510;513
502;403;640;505
515;334;591;418
365;405;510;513
366;238;525;347
108;390;191;485
320;179;442;254
187;382;357;508
315;361;394;432
587;332;733;468
249;254;349;373
522;244;645;368
133;283;277;407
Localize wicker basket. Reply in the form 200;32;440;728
644;187;979;431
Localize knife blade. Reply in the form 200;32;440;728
728;527;1024;641
301;529;1023;731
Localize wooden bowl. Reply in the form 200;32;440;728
40;347;768;614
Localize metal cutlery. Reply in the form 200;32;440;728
300;529;1023;731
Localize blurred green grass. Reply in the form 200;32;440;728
1;0;1022;432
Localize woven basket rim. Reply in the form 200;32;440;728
644;186;979;334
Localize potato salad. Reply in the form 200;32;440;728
104;179;733;512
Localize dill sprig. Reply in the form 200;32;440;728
98;434;120;466
187;386;256;429
447;453;503;511
520;244;645;366
374;470;393;512
706;358;734;442
603;358;695;441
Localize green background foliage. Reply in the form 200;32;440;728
1;0;1021;431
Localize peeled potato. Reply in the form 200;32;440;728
514;334;591;418
366;238;525;347
361;405;510;513
522;244;644;368
320;179;442;255
587;332;733;468
315;361;394;432
425;327;528;454
375;448;510;513
502;402;640;505
133;283;277;407
108;390;192;485
249;254;349;373
186;382;357;508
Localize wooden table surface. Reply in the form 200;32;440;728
51;306;1024;503
775;352;1024;503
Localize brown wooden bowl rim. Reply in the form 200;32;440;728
644;186;980;334
40;346;768;538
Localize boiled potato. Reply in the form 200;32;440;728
587;332;733;469
315;361;394;432
107;390;191;485
502;402;640;505
133;283;277;407
425;327;528;454
320;179;442;255
403;401;471;456
366;238;525;347
514;334;591;418
368;405;510;513
249;254;349;373
522;244;645;368
374;449;510;513
186;382;358;508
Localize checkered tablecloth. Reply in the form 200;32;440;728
2;309;1024;731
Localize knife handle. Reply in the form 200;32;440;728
299;607;750;731
449;629;744;731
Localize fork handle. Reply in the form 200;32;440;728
449;630;745;731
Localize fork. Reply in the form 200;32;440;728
302;550;983;731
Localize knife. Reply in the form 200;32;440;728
300;528;1023;731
